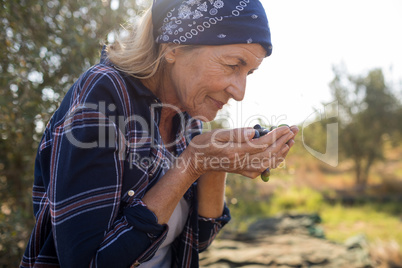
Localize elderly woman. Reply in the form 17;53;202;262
21;0;298;267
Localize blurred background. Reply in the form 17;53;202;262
1;0;401;267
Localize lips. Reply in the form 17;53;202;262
208;96;225;109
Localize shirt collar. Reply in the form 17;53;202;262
100;46;159;100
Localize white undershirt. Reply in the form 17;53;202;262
140;149;190;267
140;197;190;268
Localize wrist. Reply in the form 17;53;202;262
175;149;203;181
179;147;206;178
197;171;227;219
199;171;227;181
198;172;227;193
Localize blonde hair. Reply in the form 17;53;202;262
106;8;167;79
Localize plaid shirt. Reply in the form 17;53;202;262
21;50;230;268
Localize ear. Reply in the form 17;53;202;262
164;45;178;63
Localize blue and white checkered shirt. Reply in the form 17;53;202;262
21;49;230;268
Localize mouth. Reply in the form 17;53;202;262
208;96;225;110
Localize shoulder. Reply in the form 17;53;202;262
78;63;128;99
69;63;141;116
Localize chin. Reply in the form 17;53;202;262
188;109;218;122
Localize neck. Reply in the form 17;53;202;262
141;68;180;107
141;74;181;151
159;109;178;153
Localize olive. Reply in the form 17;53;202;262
258;128;270;136
252;124;277;182
261;168;270;182
253;129;260;139
252;125;269;139
257;123;290;182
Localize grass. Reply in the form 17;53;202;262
321;203;402;245
226;187;402;246
224;140;402;251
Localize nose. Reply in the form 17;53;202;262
226;75;247;101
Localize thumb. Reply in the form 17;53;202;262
212;128;255;143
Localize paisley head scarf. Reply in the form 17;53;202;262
152;0;272;57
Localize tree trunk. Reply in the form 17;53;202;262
362;154;375;190
354;159;366;192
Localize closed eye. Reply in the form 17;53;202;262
248;68;258;75
228;64;238;70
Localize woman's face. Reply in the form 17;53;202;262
164;43;266;122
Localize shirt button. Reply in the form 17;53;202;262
128;190;135;197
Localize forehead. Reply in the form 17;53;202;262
205;43;266;63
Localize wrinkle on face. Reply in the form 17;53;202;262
157;43;266;122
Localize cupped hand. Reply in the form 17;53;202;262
181;125;298;179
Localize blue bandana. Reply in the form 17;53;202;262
152;0;272;57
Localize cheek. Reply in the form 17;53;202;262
183;71;224;99
200;68;230;91
174;63;229;110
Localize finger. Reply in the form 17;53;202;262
279;143;290;156
210;128;268;157
270;125;292;139
273;156;286;169
250;126;291;148
239;132;292;172
264;149;288;170
287;139;295;148
268;130;294;153
275;148;289;168
212;128;255;144
259;146;287;171
238;170;262;179
290;125;299;135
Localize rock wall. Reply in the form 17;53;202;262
200;214;375;268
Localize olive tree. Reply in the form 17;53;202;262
330;66;400;190
0;0;148;266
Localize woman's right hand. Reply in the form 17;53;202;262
181;126;296;179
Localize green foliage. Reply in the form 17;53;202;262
329;66;402;189
225;174;326;232
269;186;324;214
0;207;31;267
225;177;402;246
0;0;147;266
299;119;328;157
321;203;402;245
225;174;271;231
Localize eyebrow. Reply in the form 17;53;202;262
237;57;247;66
225;55;248;66
223;55;260;72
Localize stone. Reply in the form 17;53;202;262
200;213;375;268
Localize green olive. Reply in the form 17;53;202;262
261;174;270;182
261;168;271;182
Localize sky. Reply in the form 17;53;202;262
221;0;402;128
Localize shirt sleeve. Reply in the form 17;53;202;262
197;203;231;252
48;68;167;268
184;117;231;252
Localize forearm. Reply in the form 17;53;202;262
197;171;227;218
142;157;198;224
91;210;168;267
